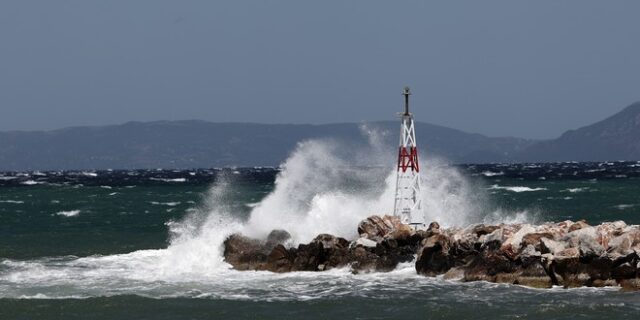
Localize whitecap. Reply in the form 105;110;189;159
481;171;504;177
0;200;24;204
21;180;44;185
150;201;181;206
149;178;187;183
489;185;547;192
56;210;81;217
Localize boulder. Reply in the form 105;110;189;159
223;233;269;271
415;233;454;276
266;244;294;272
358;215;403;241
222;216;640;291
352;237;377;248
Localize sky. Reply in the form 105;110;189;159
1;1;639;139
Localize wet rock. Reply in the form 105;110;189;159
314;233;348;250
513;262;553;288
223;216;640;291
266;244;294;273
619;278;640;291
443;267;465;280
612;262;637;280
415;234;454;276
358;215;402;241
223;233;269;271
351;246;379;273
352;237;377;248
427;222;440;232
292;241;325;271
470;224;499;237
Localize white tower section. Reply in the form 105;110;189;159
393;87;424;226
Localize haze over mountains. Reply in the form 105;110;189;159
0;103;638;171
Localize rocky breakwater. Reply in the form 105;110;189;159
223;216;640;290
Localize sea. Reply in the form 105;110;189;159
1;142;640;319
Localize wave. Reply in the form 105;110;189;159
21;180;45;186
149;178;187;183
0;131;536;300
489;185;547;193
150;201;181;207
0;200;24;204
56;210;81;217
481;171;504;177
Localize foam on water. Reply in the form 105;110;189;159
489;185;547;193
55;210;81;217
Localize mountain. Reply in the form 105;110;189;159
0;121;532;171
1;102;638;171
517;102;640;162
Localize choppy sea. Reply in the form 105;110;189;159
1;154;640;318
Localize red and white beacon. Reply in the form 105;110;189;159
393;87;425;226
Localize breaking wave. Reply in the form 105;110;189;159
0;128;536;299
56;210;81;217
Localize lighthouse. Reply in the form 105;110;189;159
393;87;425;226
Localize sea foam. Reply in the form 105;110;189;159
56;210;81;217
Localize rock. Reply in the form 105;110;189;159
519;244;541;265
265;229;291;248
223;233;269;271
223;217;640;291
266;244;294;272
314;234;348;250
358;215;403;241
607;233;635;260
387;224;414;243
292;241;325;271
427;222;440;232
351;246;379;273
501;224;535;259
415;233;454;276
619;278;640;291
521;232;554;250
540;238;565;255
568;220;590;232
564;227;604;257
443;267;465;280
353;237;377;248
612;262;636;280
513;262;553;288
470;224;500;237
482;228;504;249
464;247;517;282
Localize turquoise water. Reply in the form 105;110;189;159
1;163;639;319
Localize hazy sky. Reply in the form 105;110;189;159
1;1;639;138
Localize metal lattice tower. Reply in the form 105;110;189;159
393;87;424;226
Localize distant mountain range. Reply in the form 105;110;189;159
0;102;638;170
516;102;640;162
